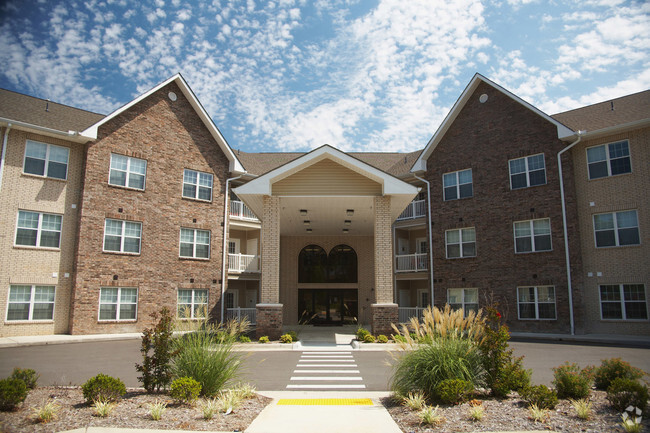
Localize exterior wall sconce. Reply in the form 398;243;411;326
346;209;354;216
300;209;308;216
303;220;310;225
344;220;351;225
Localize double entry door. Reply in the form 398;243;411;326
298;289;358;325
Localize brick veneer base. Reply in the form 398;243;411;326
371;303;398;336
256;304;283;340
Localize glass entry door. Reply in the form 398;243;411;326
298;289;357;325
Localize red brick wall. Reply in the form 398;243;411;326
425;81;584;333
70;82;229;334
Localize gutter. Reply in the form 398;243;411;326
221;174;244;323
0;117;88;143
0;124;11;194
557;130;585;336
413;173;434;308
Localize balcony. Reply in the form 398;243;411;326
398;307;425;323
228;253;261;273
397;199;426;221
230;200;259;221
226;307;257;325
395;253;428;272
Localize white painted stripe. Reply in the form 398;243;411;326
290;376;363;381
300;351;352;354
296;364;358;367
286;384;366;389
293;370;360;374
298;359;355;363
300;355;353;358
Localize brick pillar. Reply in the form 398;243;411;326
372;196;397;335
257;195;283;339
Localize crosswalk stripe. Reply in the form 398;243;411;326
293;370;360;374
287;384;366;389
296;363;358;367
298;359;355;363
300;351;352;354
301;355;353;358
290;376;363;381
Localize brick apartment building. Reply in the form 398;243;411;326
1;73;647;338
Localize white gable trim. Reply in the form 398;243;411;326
80;73;245;174
411;73;575;172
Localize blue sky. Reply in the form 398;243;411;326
1;0;648;153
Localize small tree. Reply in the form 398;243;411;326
135;307;176;392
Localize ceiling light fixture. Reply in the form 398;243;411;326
303;220;310;226
306;228;312;233
344;220;351;226
346;209;354;216
300;209;308;216
343;228;349;234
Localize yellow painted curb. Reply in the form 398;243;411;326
277;398;373;406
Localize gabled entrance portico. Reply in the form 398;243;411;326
233;145;418;338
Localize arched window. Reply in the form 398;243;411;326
328;245;357;283
298;245;327;283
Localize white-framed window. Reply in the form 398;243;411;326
517;286;556;320
600;284;647;320
447;288;479;316
416;238;428;254
228;239;240;255
224;290;238;309
417;289;430;308
587;140;631;179
443;168;472;201
15;210;62;248
180;228;210;259
103;219;142;254
99;287;137;321
445;227;476;258
6;285;55;321
183;169;213;201
177;289;208;319
593;210;640;248
109;154;147;190
23;140;69;180
509;153;546;189
514;218;552;253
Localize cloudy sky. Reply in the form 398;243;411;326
1;0;648;153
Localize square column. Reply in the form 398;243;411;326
372;196;398;335
257;195;283;338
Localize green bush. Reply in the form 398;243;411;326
258;336;269;344
169;377;201;404
606;378;649;412
519;384;558;409
552;362;593;399
279;334;293;343
363;334;375;343
392;334;406;343
135;307;176;392
171;331;242;397
81;374;126;404
491;356;531;398
434;378;473;404
287;331;299;342
377;335;389;343
10;368;39;390
0;378;28;411
356;327;371;340
594;358;645;391
390;338;485;400
238;335;251;343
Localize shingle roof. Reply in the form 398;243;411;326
552;89;650;132
0;88;105;132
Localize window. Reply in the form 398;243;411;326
178;289;208;319
587;140;631;179
183;169;213;201
443;169;472;201
103;219;142;254
23;140;69;180
180;228;210;259
109;154;147;190
448;288;479;316
509;154;546;189
445;228;476;258
517;286;556;320
6;285;55;321
514;218;552;253
593;210;640;247
600;284;647;320
15;210;62;248
99;287;137;321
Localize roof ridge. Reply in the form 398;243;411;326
552;89;650;117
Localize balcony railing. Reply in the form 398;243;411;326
397;199;426;221
228;253;261;273
226;307;257;325
230;200;259;221
395;253;428;272
398;307;426;323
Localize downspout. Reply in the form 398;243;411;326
221;174;243;323
557;130;584;336
0;124;11;194
414;173;434;308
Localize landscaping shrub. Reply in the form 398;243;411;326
606;378;649;412
135;307;176;392
552;362;594;399
392;334;406;343
391;305;485;346
356;327;371;340
490;357;531;398
238;335;251;343
595;358;645;391
258;336;269;344
377;335;389;343
10;368;39;390
0;378;28;411
170;377;201;404
434;378;474;404
363;334;375;343
390;338;485;400
279;333;293;343
287;331;299;342
519;384;558;409
171;331;242;397
81;374;126;404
